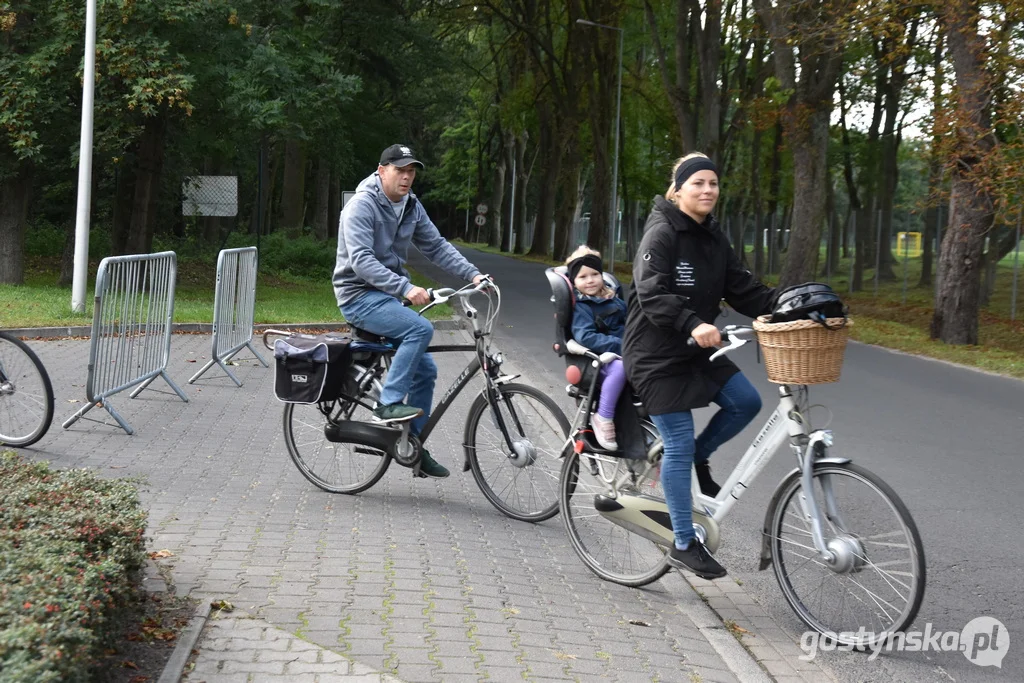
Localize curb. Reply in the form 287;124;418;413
156;599;213;683
5;319;463;340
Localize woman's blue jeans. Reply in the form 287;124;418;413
340;290;437;437
649;372;762;548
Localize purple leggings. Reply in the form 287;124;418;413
597;359;626;419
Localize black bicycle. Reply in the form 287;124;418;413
264;280;571;522
0;330;55;448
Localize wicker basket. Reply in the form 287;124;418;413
752;316;852;384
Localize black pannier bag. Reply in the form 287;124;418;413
274;333;354;404
769;282;848;329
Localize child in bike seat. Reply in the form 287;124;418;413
566;246;627;451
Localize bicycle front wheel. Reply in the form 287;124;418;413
559;424;670;587
465;383;570;522
769;462;926;647
0;332;55;448
283;365;391;494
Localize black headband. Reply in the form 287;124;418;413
674;157;719;190
568;254;603;284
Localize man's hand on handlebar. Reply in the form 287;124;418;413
405;286;432;306
690;322;722;349
472;273;490;286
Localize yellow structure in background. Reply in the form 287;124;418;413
897;232;922;258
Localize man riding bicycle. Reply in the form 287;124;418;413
333;143;487;479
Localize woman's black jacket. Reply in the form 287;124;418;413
623;196;776;415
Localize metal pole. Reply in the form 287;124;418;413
849;212;855;294
874;209;882;297
902;229;909;305
1012;210;1022;322
465;171;471;241
934;203;944;304
71;0;98;314
609;26;623;273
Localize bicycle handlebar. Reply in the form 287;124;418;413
686;325;756;361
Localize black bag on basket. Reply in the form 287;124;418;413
274;333;354;403
769;282;848;329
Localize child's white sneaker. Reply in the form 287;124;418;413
591;413;618;451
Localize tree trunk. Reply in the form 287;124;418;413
0;168;30;285
125;115;167;255
931;0;996;344
697;0;723;160
513;132;529;254
280;139;306;237
312;158;331;241
488;152;506;249
919;32;945;288
779;110;831;287
644;0;696;151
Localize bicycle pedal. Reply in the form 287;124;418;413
370;413;420;425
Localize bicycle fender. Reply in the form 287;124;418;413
758;458;852;571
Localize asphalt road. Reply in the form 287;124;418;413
411;245;1023;683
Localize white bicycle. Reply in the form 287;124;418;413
558;325;926;648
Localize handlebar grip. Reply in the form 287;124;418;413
686;337;698;347
402;288;435;306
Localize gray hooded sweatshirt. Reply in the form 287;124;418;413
333;173;480;308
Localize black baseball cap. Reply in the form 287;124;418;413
379;144;424;169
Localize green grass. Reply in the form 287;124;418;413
0;258;450;328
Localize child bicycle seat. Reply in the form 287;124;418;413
544;266;620;395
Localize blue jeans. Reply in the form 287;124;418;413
650;372;762;548
340;290;437;436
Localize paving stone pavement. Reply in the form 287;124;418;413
17;326;834;683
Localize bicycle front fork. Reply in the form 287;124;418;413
796;430;854;563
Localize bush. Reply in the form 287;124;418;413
0;452;148;682
238;231;335;280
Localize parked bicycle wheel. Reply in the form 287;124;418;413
283;365;391;494
464;383;570;522
769;462;926;647
559;423;670;586
0;331;55;448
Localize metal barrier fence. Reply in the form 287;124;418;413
62;251;188;435
188;246;267;386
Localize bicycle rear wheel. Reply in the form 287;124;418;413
283;365;391;494
0;332;55;448
559;424;670;587
768;462;926;647
465;383;570;522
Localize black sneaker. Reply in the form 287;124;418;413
695;462;721;497
668;540;727;580
372;403;423;424
416;448;450;479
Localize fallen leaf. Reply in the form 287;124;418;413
211;599;234;612
121;660;139;669
149;549;174;559
186;359;197;363
628;619;651;627
67;399;80;403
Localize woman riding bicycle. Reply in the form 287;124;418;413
623;152;776;580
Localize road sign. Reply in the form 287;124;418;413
474;214;487;227
476;203;489;215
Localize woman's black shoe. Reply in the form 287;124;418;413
695;462;721;497
668;540;727;580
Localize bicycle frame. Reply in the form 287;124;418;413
574;325;847;563
370;283;527;455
